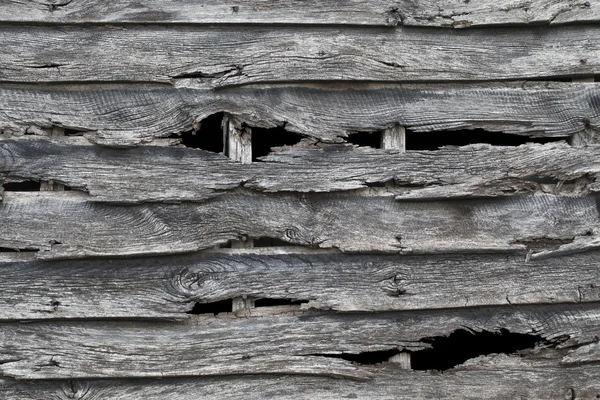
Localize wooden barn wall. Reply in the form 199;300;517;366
0;0;600;398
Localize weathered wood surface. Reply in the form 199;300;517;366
2;139;599;202
1;192;597;258
0;302;597;379
1;356;599;399
1;83;597;146
2;25;599;85
1;249;600;319
0;0;597;27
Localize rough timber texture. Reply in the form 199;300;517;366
1;25;599;85
0;0;597;27
2;139;600;202
1;249;600;320
1;192;597;258
0;82;598;146
1;358;600;400
0;302;597;379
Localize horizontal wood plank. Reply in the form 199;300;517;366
1;249;600;319
0;303;598;379
1;357;599;399
0;192;597;258
1;82;597;146
0;0;597;27
1;25;599;85
2;139;599;202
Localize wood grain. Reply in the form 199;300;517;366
0;191;597;258
1;249;600;319
1;356;599;399
0;0;597;27
0;302;598;379
1;25;599;85
1;82;597;146
2;139;599;202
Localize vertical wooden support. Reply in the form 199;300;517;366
224;115;255;311
389;352;411;369
42;127;66;191
381;124;406;152
382;125;411;368
570;77;596;147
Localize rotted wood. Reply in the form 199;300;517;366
1;25;599;85
0;191;597;258
0;82;597;146
1;356;599;399
1;249;600;320
0;0;597;27
0;302;598;379
1;139;599;203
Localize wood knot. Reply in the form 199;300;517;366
381;275;407;297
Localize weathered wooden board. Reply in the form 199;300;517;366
1;356;599;399
1;25;599;85
1;192;597;258
1;249;600;319
1;83;597;146
2;139;599;202
0;302;597;379
0;0;597;27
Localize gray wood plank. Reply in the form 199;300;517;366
2;138;600;202
1;249;600;320
0;0;597;27
1;356;600;399
0;191;597;258
1;82;597;146
0;302;597;379
1;25;599;85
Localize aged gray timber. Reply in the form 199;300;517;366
1;249;600;319
1;25;599;85
0;0;597;27
0;302;598;379
1;192;597;258
1;356;599;399
2;139;600;202
0;83;597;146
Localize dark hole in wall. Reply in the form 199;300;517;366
2;181;41;191
174;112;225;153
406;129;564;151
410;328;543;371
254;298;309;307
252;125;303;161
64;128;86;136
0;247;39;252
346;131;382;148
314;349;401;365
186;299;232;315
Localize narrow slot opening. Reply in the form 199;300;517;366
253;237;291;247
186;299;233;315
254;298;309;307
346;131;382;149
2;181;41;191
409;328;543;371
405;129;564;151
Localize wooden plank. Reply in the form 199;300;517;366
0;302;598;379
2;249;600;320
0;191;597;258
2;139;599;203
1;358;600;399
1;82;596;146
1;25;599;85
0;0;597;27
